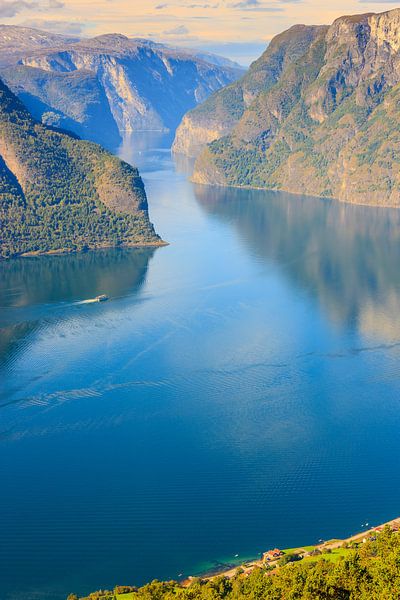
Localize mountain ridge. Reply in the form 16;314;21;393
175;8;400;206
0;25;244;148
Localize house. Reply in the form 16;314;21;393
263;549;283;562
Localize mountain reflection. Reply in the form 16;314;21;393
194;184;400;338
0;248;155;366
0;248;155;309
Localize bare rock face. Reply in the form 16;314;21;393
0;27;243;149
172;112;232;157
191;8;400;207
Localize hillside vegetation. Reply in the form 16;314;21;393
0;78;162;258
172;25;324;157
180;9;400;206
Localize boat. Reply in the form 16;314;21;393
95;294;109;302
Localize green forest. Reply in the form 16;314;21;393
0;78;160;258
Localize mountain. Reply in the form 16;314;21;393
0;77;163;258
173;24;324;157
130;39;244;70
179;9;400;206
0;25;78;68
0;26;244;149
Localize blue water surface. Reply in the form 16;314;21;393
1;134;400;600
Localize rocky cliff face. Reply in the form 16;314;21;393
0;27;243;149
191;8;400;206
172;25;325;157
0;78;162;258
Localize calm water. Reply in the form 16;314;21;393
2;134;400;600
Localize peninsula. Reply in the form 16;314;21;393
0;78;164;258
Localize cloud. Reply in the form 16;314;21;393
20;18;87;35
163;24;190;34
0;0;64;17
155;1;219;7
228;0;283;11
0;0;37;17
229;0;259;5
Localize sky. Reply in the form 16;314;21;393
1;0;400;64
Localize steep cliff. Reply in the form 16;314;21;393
0;27;243;149
192;8;400;206
0;78;162;258
172;25;325;157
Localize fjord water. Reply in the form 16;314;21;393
2;135;400;600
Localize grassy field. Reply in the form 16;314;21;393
302;546;351;564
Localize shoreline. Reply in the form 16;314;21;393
1;239;169;260
189;174;400;210
184;515;400;584
75;515;400;599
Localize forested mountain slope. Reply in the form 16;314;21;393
0;78;162;258
179;9;400;206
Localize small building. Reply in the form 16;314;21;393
263;549;283;562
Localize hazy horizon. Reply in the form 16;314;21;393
2;1;400;66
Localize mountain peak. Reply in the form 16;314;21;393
92;33;130;44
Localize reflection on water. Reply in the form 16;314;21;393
194;184;400;339
2;138;400;600
0;248;154;395
0;248;155;309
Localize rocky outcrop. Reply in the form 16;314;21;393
191;8;400;206
172;112;231;157
0;27;244;149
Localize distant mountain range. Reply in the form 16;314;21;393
0;25;244;149
0;77;162;258
175;8;400;206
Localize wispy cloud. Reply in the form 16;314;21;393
229;0;260;6
0;0;64;17
20;17;88;34
163;24;190;34
187;3;220;7
228;0;283;11
0;0;36;17
155;1;219;7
